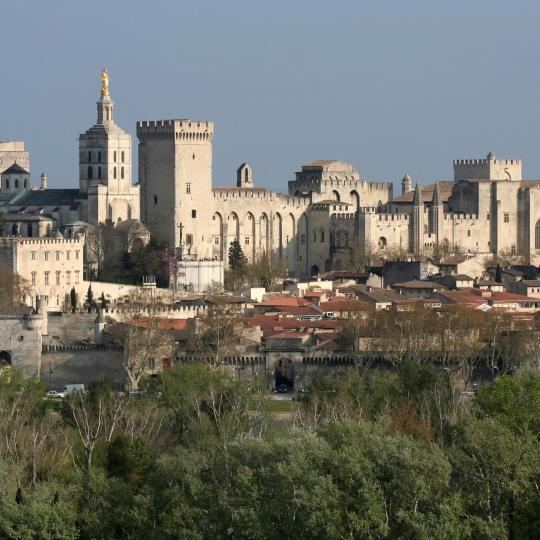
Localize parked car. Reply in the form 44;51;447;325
64;384;85;395
46;390;65;399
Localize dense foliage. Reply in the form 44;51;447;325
0;364;539;538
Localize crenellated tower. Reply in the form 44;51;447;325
137;119;214;253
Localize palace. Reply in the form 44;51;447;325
2;71;540;299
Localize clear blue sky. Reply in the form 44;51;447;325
2;0;540;191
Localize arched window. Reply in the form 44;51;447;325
88;166;93;180
378;237;387;249
114;151;117;163
5;179;9;189
535;220;540;250
98;166;102;179
88;151;91;163
113;167;117;179
121;151;125;163
14;179;19;189
121;167;124;179
245;168;249;183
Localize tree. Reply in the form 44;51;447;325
495;263;502;283
84;285;95;313
246;251;286;290
109;289;171;391
98;292;109;310
228;239;246;272
65;381;127;474
70;287;77;314
188;302;250;366
0;264;32;309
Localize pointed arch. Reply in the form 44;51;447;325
212;212;224;260
273;212;283;258
244;212;256;261
332;190;340;202
260;212;270;255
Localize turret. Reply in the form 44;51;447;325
431;181;443;240
401;174;413;196
411;181;424;256
237;163;254;188
40;171;47;190
94;310;106;345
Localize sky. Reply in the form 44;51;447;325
1;0;540;192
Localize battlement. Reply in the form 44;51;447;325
453;158;521;166
42;344;122;353
212;188;309;207
105;304;207;319
443;213;480;221
0;236;84;247
137;119;214;141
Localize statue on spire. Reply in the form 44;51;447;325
100;68;110;98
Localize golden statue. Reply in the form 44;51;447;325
100;68;110;97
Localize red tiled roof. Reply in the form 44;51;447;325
319;300;367;312
132;318;189;330
258;296;314;307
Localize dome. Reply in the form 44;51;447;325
487;151;495;160
402;174;412;183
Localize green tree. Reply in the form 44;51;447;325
69;286;77;313
228;239;246;272
85;285;95;313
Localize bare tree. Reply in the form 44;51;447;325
188;302;250;366
110;290;172;391
67;385;128;474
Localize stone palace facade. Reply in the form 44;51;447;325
2;71;540;290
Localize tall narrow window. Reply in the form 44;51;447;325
66;271;71;285
56;271;61;285
88;166;93;180
31;272;36;285
121;167;124;179
88;151;91;162
98;151;102;162
15;179;19;189
186;234;193;244
114;151;117;162
44;272;49;286
504;213;510;223
121;151;125;163
186;183;191;194
113;167;117;179
192;209;196;218
98;166;102;179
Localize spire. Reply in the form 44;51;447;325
401;174;413;195
412;181;422;206
40;171;47;190
97;68;113;124
432;181;442;206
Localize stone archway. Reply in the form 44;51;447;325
275;357;295;388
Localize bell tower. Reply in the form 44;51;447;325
79;69;139;224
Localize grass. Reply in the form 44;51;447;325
267;399;298;414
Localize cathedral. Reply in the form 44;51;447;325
2;70;540;294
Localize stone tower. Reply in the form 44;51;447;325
431;181;443;241
79;69;140;224
401;174;413;196
137;119;214;253
411;181;424;255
